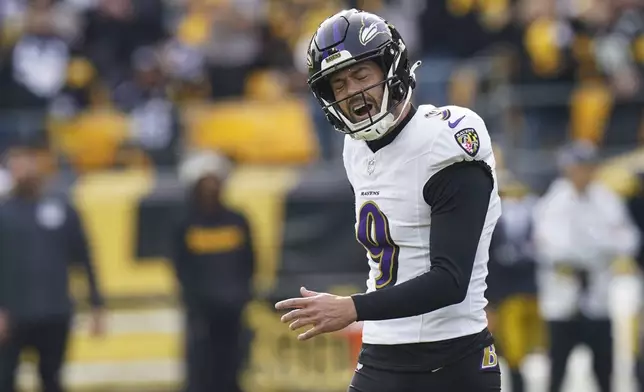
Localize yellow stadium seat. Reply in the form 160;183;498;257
184;99;318;164
48;110;130;172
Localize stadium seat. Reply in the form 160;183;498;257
48;110;130;172
184;99;318;164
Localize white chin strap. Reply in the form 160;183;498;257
346;60;422;142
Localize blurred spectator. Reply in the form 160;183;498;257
113;46;181;168
173;151;255;392
377;0;420;57
0;1;71;150
255;20;299;94
628;173;644;391
533;141;640;392
163;38;211;103
48;56;98;119
173;0;264;99
81;0;167;87
414;0;496;105
594;0;643;101
0;141;105;392
509;0;579;148
0;167;12;198
592;0;644;147
486;171;542;392
290;0;348;161
2;0;644;389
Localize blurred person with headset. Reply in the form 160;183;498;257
0;139;105;392
486;169;543;392
533;141;640;392
173;151;255;392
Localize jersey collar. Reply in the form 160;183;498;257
366;105;417;153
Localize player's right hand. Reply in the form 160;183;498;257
275;287;358;341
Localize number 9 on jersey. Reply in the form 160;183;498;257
356;201;400;289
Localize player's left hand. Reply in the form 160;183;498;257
275;287;358;341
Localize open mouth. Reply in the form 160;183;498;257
351;103;374;119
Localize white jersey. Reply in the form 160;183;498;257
343;104;501;345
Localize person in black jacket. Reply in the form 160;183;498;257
0;144;105;392
173;151;255;392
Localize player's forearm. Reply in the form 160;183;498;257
351;263;470;321
351;223;481;320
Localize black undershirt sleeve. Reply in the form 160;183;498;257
351;161;494;321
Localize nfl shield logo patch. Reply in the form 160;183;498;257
367;158;376;175
454;128;480;157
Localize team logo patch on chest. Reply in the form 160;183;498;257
454;128;480;157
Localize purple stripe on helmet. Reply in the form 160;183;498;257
318;25;327;59
320;20;345;60
333;20;345;52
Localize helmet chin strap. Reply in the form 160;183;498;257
350;60;422;142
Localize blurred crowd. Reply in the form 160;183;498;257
0;0;643;174
3;0;644;391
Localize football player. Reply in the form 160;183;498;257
275;9;502;392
